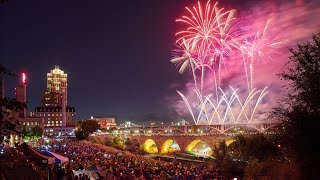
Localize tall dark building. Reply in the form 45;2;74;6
15;73;27;118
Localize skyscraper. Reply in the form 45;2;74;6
42;66;67;106
33;66;75;136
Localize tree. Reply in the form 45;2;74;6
270;33;320;178
125;138;140;152
22;125;43;142
244;158;263;180
213;134;280;178
75;130;86;141
80;120;100;135
75;120;100;140
0;65;26;145
230;134;279;162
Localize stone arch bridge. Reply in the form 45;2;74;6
125;135;232;153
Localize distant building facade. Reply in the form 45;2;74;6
20;117;44;130
33;106;76;127
89;117;117;129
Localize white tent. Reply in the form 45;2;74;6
39;150;69;164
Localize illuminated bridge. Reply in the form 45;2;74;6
118;121;280;135
126;134;231;156
101;121;281;157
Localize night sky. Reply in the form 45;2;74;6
1;0;319;124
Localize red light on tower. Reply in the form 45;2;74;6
22;72;26;84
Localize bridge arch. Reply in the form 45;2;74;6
223;125;261;134
141;139;158;154
160;139;181;154
263;123;282;132
185;139;213;157
208;127;223;134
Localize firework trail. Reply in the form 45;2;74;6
173;0;238;98
239;19;283;92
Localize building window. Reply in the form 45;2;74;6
48;114;50;116
60;121;62;123
48;118;50;120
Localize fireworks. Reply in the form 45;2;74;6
171;0;282;125
173;0;238;94
177;87;268;125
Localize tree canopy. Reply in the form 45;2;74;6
270;33;320;178
75;120;100;140
0;65;26;145
22;125;43;142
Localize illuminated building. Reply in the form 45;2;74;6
89;117;117;129
32;66;76;136
32;106;75;136
33;106;76;127
15;73;27;118
42;66;67;106
21;117;44;129
13;73;44;137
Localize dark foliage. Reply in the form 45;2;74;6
270;33;320;178
75;120;100;140
0;65;26;144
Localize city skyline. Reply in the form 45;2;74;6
1;0;320;123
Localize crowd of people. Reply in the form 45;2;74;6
41;139;224;180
